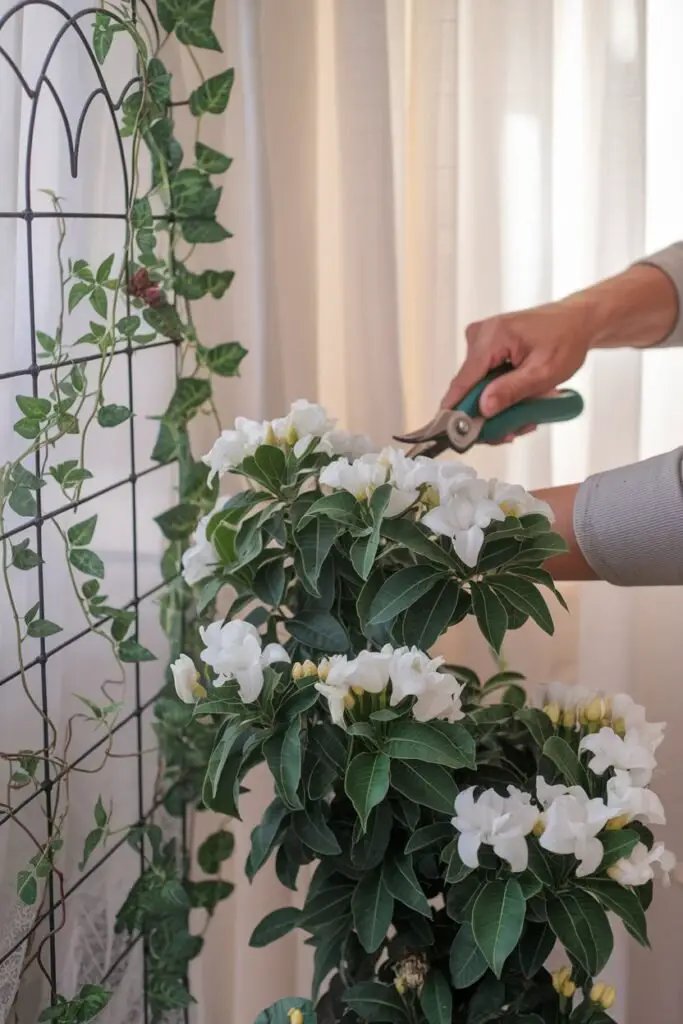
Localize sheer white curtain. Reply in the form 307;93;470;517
173;2;683;1022
0;2;173;1020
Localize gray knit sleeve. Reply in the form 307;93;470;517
637;242;683;346
573;448;683;586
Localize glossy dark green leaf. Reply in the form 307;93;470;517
368;566;444;625
345;751;390;831
401;578;461;650
249;907;301;948
516;707;555;749
420;969;452;1024
343;982;409;1023
383;850;431;918
449;923;488;989
264;719;303;810
405;823;453;855
518;920;555;978
546;890;613;976
470;582;508;653
287;610;349;654
351;868;394;953
542;736;588;788
294;518;339;596
488;573;554;635
154;503;200;541
579;877;649;946
390;761;459;815
292;803;341;856
598;828;640;869
472;878;526;977
383;720;475;770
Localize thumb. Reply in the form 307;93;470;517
441;351;490;409
480;359;550;417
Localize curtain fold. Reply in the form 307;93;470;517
174;3;683;1021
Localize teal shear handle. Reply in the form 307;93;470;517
457;365;584;443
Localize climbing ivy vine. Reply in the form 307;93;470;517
1;0;241;1019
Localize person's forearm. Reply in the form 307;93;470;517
562;263;678;351
533;485;597;581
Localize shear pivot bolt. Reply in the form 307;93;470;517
454;418;470;435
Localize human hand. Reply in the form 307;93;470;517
442;300;591;419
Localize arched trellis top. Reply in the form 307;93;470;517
0;0;159;207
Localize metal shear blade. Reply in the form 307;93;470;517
393;409;485;458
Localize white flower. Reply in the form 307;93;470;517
579;727;658;787
451;786;539;873
611;693;666;752
488;479;555;523
199;619;265;702
431;459;478;496
351;648;393;694
389;647;464;722
171;654;206;704
274;399;336;451
421;478;505;566
314;655;357;725
537;782;613;877
606;770;666;826
181;513;216;586
202;417;266;481
319;454;387;501
543;682;596;712
261;643;291;667
609;842;676;888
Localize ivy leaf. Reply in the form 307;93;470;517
13;417;40;440
17;870;38;906
9;486;36;518
155;503;200;541
27;618;62;638
249;907;301;949
69;281;92;312
118;639;156;662
200;341;247;376
69;548;105;579
11;540;43;570
79;827;104;870
147;56;172;105
181;218;231;244
24;602;40;625
67;515;98;547
345;752;390;832
189;69;235;115
97;404;131;428
163;377;212;425
16;395;51;419
197;830;234;874
93;12;115;64
195;141;232;174
471;878;526;977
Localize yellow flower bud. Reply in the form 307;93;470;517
585;696;605;723
394;978;405;995
285;423;298;447
264;423;277;445
292;662;304;681
543;702;561;726
317;660;330;682
421;485;440;508
351;685;365;696
533;818;546;838
302;660;318;678
561;980;576;999
606;864;621;881
562;708;576;729
613;717;626;737
287;1010;304;1024
552;967;571;993
343;692;355;709
590;983;606;1005
606;813;630;831
601;986;616;1010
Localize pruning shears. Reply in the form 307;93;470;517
393;364;584;458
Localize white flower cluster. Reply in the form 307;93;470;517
172;621;290;705
451;686;675;885
320;445;553;566
202;400;373;483
314;645;465;726
181;500;225;586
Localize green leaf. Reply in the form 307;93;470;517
11;463;44;491
97;404;131;428
155;503;200;541
67;515;98;547
542;736;588;788
96;253;115;283
390;761;459;815
287;610;349;654
309;722;347;775
118;639;156;662
94;795;107;828
368;566;444;625
245;798;288;875
253;560;286;607
471;878;526;977
189;69;235;115
13;418;40;440
36;330;56;354
201;341;247;376
300;491;363;530
446;874;483;924
17;870;38;906
164;377;212;425
381;516;457;568
206;721;244;799
489;573;554;635
11;541;43;570
90;286;108;319
294;518;339;596
69;548;105;579
343;982;409;1024
345;751;390;831
264;719;303;810
383;720;475;770
24;602;40;625
526;840;555;888
449;923;488;989
186;878;234;914
470;582;508;653
579;877;649;946
401;579;462;650
518;920;555;979
79;827;104;869
383;850;432;918
516;707;555;749
9;486;36;517
405;823;454;855
27;618;62;638
197;830;234;873
598;828;640;869
253;445;287;492
292;803;341;856
300;878;354;933
16;394;51;419
69;280;91;312
351;801;393;870
196;141;233;174
352;868;394;953
249;906;301;949
546;890;613;976
420;968;452;1024
181;217;231;244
